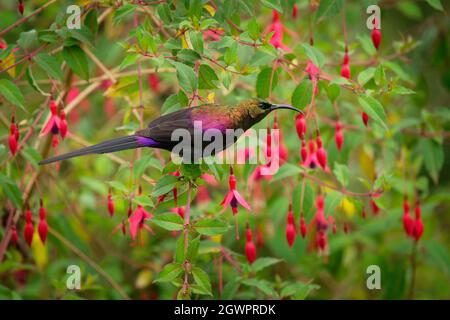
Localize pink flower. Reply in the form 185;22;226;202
128;205;153;241
305;60;320;95
221;167;251;215
266;10;291;51
203;29;224;42
41;100;61;137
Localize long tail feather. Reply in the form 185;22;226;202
39;135;140;165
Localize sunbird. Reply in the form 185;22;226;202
39;99;302;165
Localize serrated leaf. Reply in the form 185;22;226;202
251;257;282;273
34;52;64;81
154;262;183;283
169;61;198;94
63;45;90;80
108;181;129;193
270;163;303;183
421;139;444;184
198;64;219;89
0;79;26;111
256;67;278;99
152;213;184;231
301;43;325;67
192;267;212;295
357;67;375;86
291;80;313;109
194;219;230;236
358;95;388;131
333;163;350;187
68;26;95;47
151;175;178;197
0;174;23;207
133;195;154;207
26;67;50;96
17;29;39;50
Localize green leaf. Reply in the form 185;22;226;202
270;163;303;183
374;64;386;87
251;257;282;273
133;195;154;207
420;139;444;184
169;61;198;94
151;175;178;197
34;52;64;81
425;0;444;11
194;219;230;236
357;67;375;86
301;43;325;67
152;213;184;231
63;45;90;80
0;174;23;207
291;80;313;109
154;262;183;283
358;95;388;131
191;267;212;295
242;279;276;297
188;30;204;54
260;0;283;12
113;4;136;25
0;79;26;111
198;64;219;89
69;26;95;47
248;18;261;41
26;67;50;96
316;0;344;21
84;9;99;35
256;67;278;99
333;163;350;187
326;83;340;102
17;30;39;50
161;92;188;114
107;181;129;193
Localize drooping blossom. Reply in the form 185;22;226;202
38;199;48;244
266;10;291;51
221;167;251;239
245;224;257;264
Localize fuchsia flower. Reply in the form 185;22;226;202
221;167;251;215
306;60;320;95
221;167;251;239
128;204;154;242
266;10;291;51
41;100;61;137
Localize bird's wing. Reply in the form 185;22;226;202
135;108;194;144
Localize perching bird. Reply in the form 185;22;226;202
39;99;301;165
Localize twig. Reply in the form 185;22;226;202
0;0;59;37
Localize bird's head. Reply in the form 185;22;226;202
237;98;303;128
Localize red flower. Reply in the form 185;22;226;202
300;215;307;239
402;197;414;237
41;100;61;147
9;117;18;156
362;112;369;127
18;0;24;15
266;10;291;51
412;201;424;242
60;110;68;140
107;191;115;217
335;122;344;151
370;199;380;215
316;136;327;169
38;200;48;244
24;209;34;247
292;4;298;18
221;167;251;215
286;205;296;248
128;205;153;241
245;225;257;264
203;29;224;42
306;60;320;95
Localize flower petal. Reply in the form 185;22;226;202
220;191;234;208
232;190;251;210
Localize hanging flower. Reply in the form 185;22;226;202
128;205;154;241
24;208;34;247
38;199;48;244
266;10;291;51
286;204;296;248
245;224;257;264
221;167;251;239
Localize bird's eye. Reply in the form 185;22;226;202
258;101;272;110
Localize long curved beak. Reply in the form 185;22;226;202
271;104;303;114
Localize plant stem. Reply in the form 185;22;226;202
408;240;418;299
183;181;192;292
